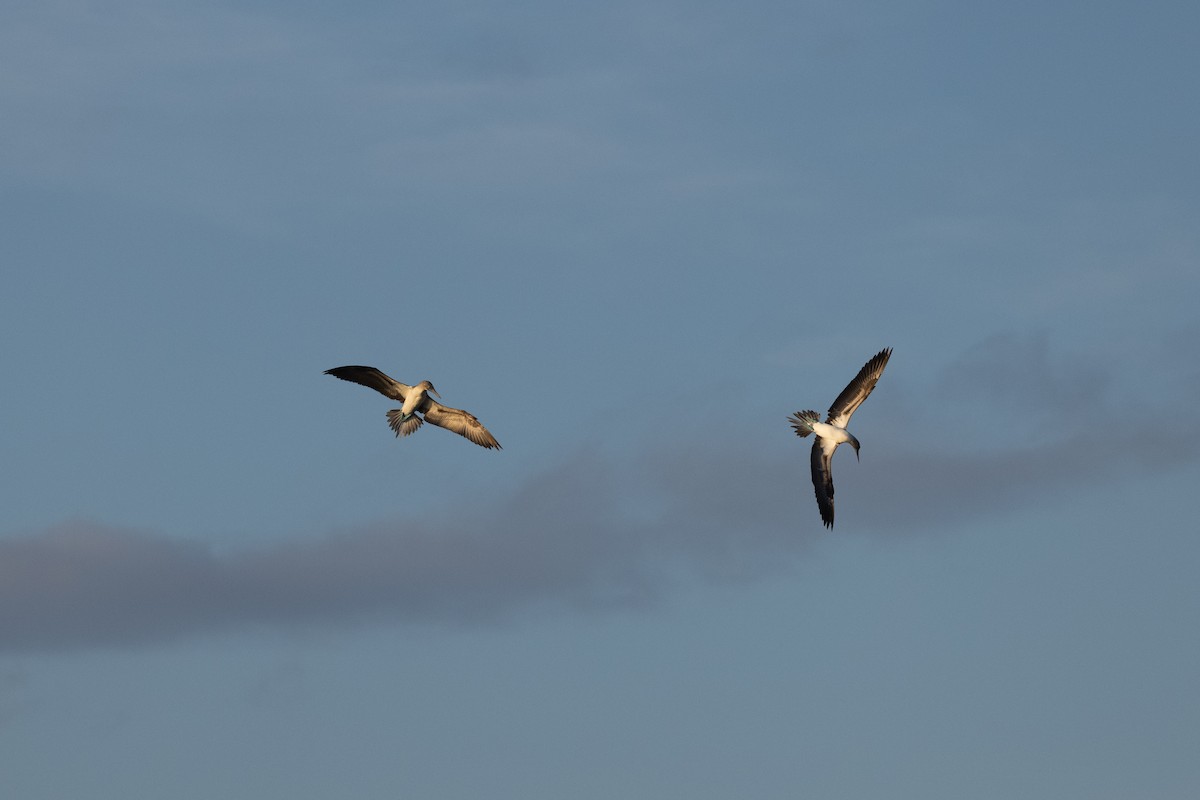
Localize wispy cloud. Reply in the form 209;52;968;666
937;331;1111;421
2;333;1196;654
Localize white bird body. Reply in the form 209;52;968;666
400;380;436;417
789;348;892;528
810;421;854;444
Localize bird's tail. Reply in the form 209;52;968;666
789;410;820;437
387;409;424;438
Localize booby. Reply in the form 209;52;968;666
789;348;892;528
325;365;501;450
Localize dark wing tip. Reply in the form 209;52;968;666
468;426;502;450
325;365;374;378
817;494;835;528
858;348;892;375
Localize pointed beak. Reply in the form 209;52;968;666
428;384;441;399
854;446;860;462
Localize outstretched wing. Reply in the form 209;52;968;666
324;365;413;402
810;438;838;529
826;348;892;427
420;399;501;449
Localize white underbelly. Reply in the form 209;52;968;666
401;392;425;415
812;421;852;443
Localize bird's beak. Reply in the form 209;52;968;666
854;447;860;462
428;385;441;399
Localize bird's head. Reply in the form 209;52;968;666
850;434;861;461
419;380;441;399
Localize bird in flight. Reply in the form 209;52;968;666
325;366;501;450
789;348;892;528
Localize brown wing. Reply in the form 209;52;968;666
826;348;892;427
421;400;501;450
810;439;837;529
324;366;413;402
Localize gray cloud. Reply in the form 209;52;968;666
3;334;1196;653
873;330;1199;529
867;426;1199;532
0;450;801;654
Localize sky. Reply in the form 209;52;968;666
2;0;1199;797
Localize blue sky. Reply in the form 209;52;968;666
2;0;1199;797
